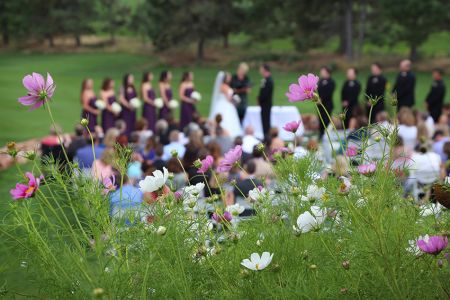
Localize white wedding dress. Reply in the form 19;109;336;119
209;72;243;137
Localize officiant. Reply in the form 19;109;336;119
231;62;251;123
258;63;274;141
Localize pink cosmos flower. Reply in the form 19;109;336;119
18;72;55;110
197;155;214;173
346;145;358;157
417;235;448;255
102;175;116;195
10;172;43;200
358;163;376;176
286;73;319;102
212;211;232;223
174;190;183;201
283;120;302;133
217;145;242;173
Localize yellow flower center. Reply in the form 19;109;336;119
255;263;260;270
25;186;34;194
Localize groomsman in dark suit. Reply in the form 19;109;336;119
425;68;446;123
393;59;415;110
317;66;336;137
365;62;387;123
258;63;274;141
341;67;361;127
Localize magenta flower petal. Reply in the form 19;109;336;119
32;72;45;90
217;145;242;173
283;120;301;133
286;73;319;102
18;95;38;105
417;236;448;255
197;155;214;173
22;74;39;93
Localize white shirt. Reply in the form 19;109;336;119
410;151;441;184
398;125;417;151
242;134;261;153
163;142;185;161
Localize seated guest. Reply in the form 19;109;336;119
397;107;418;151
233;160;262;199
268;127;284;151
91;148;114;180
252;146;274;179
152;144;167;172
41;124;66;163
410;142;442;185
432;130;450;163
210;114;233;155
140;137;156;161
133;118;153;151
102;128;120;149
162;130;185;160
75;134;105;169
242;125;260;154
67;124;87;161
115;119;127;136
109;171;143;222
155;119;170;145
167;157;187;190
375;111;393;133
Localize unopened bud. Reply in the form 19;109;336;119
193;159;202;169
25;150;36;161
156;226;167;236
168;172;174;180
170;149;178;158
374;135;381;142
80;118;89;127
6;141;18;157
309;264;317;270
339;112;346;121
93;288;105;297
342;260;350;270
340;288;348;294
256;143;265;152
390;97;398;107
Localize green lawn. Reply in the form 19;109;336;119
1;52;449;146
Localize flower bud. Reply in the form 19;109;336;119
93;288;105;297
374;135;381;142
230;179;237;186
309;264;317;270
390;97;398;107
240;268;250;278
156;226;167;236
256;143;265;152
80;118;89;127
271;263;281;272
193;159;202;169
168;172;174;180
342;260;350;270
170;149;178;158
6;141;18;158
338;112;346;121
25;150;36;161
340;288;348;294
437;259;443;268
256;239;263;246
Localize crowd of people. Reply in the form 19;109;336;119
39;59;448;218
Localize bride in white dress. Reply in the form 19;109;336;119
209;71;243;137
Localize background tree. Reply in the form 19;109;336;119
99;0;131;44
378;0;450;60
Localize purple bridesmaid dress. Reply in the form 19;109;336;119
179;87;196;130
143;88;156;132
82;96;97;132
102;95;116;132
120;89;137;136
159;88;172;120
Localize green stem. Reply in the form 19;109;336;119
45;102;70;164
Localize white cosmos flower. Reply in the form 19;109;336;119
420;203;443;217
241;252;273;271
338;176;351;194
226;203;245;216
183;183;205;197
294;206;326;233
139;167;169;193
248;187;274;202
406;235;428;256
306;185;326;200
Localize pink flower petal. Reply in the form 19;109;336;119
22;74;40;93
18;95;38;105
32;72;45;91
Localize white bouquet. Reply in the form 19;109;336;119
130;97;142;109
154;98;164;109
232;94;241;104
95;100;106;110
169;99;179;109
111;102;122;114
191;91;202;101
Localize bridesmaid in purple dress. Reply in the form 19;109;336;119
100;78;117;133
81;78;99;132
158;70;173;120
119;74;137;136
179;71;197;130
141;72;157;132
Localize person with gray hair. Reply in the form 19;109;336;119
162;130;185;160
393;59;416;110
